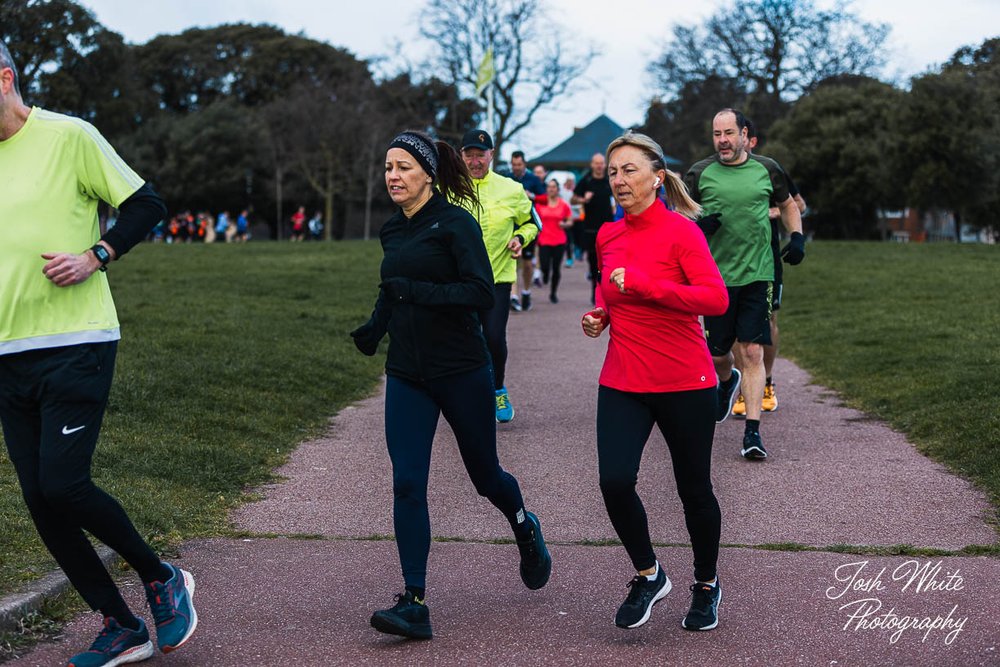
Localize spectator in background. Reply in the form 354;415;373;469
308;211;324;240
215;210;229;242
236;209;249;242
291;206;306;241
573;153;614;304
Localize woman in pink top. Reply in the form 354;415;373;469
534;179;572;303
581;131;729;633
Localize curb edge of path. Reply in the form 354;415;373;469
0;547;117;632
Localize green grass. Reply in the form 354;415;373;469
0;241;387;596
780;241;1000;525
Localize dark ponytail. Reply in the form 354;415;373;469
434;140;478;210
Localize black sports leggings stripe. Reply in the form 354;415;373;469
597;385;721;582
0;342;163;612
478;283;512;390
385;365;527;589
538;244;565;296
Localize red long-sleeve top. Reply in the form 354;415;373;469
592;198;729;393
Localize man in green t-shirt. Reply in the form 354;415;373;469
0;41;197;666
685;108;805;461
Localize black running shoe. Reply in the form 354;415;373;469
521;293;533;311
614;567;672;629
516;511;552;590
716;368;742;423
682;580;722;631
370;591;432;639
741;430;768;460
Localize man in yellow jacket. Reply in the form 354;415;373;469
459;129;539;423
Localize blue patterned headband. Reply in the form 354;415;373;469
389;132;439;179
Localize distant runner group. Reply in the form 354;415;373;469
0;33;811;666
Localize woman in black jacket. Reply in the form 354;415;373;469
351;130;551;640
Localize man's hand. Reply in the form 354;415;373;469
507;236;523;258
696;213;722;237
581;307;608;338
41;251;103;287
781;231;806;265
583;191;594;203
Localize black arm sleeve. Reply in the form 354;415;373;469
101;182;167;258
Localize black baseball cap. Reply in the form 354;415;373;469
461;129;494;151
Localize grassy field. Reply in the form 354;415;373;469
780;241;1000;521
0;240;997;603
0;242;387;595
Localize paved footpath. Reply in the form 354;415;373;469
11;273;999;666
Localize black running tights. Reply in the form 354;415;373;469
597;385;721;582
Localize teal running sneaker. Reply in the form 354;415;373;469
144;563;197;653
67;617;153;667
495;387;515;423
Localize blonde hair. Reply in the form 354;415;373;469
606;130;701;220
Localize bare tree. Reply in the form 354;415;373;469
419;0;594;157
648;0;889;125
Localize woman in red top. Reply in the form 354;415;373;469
534;179;572;303
581;131;729;633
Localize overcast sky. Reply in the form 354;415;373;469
77;0;999;158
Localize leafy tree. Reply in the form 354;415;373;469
648;0;889;129
118;101;265;217
132;23;370;113
0;0;147;136
418;0;594;157
639;75;748;167
897;38;1000;239
767;76;906;238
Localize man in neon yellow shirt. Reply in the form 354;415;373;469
0;41;197;667
459;129;539;423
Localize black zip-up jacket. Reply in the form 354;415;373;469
351;192;495;382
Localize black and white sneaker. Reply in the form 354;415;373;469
370;591;432;639
516;512;552;590
614;566;672;629
716;368;742;423
682;580;722;631
741;430;768;460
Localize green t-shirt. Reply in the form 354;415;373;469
685;154;789;286
0;107;144;354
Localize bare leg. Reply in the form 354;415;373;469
763;313;779;380
736;342;765;421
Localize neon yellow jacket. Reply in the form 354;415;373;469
458;170;538;284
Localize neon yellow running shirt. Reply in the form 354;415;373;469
0;108;144;354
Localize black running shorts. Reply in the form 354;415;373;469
704;281;773;355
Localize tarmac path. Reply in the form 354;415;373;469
10;268;999;666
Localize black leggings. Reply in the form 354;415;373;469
385;365;527;589
478;283;512;390
597;385;721;582
0;342;163;611
538;244;565;296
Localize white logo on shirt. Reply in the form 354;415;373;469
62;425;86;435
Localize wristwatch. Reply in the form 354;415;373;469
90;244;111;272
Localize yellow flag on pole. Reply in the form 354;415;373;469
475;48;494;96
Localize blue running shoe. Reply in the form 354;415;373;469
495;387;515;423
67;617;153;667
144;563;197;653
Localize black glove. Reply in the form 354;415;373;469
350;320;379;356
380;277;413;304
781;231;806;265
696;213;722;237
